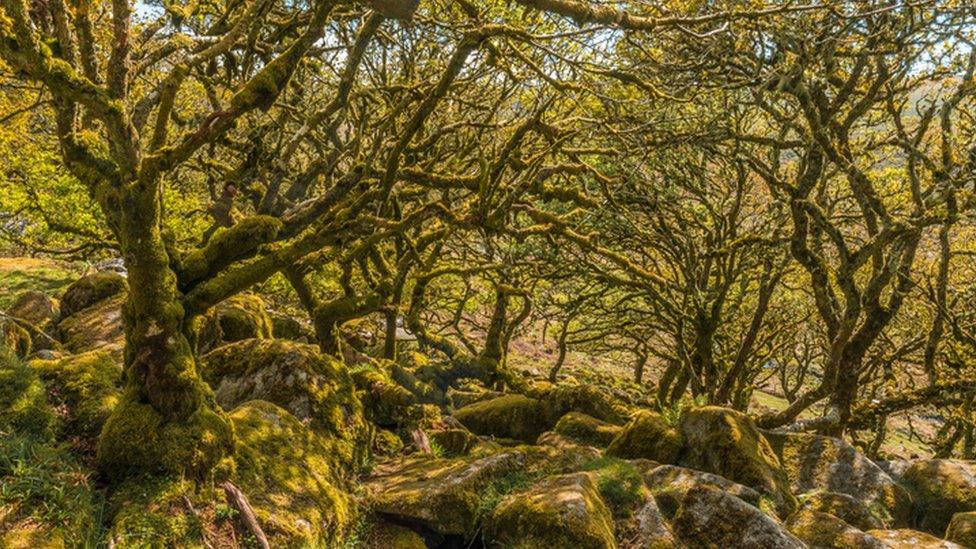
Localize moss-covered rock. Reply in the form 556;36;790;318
541;383;629;425
57;294;125;357
230;400;354;546
360;519;427;548
2;320;32;358
107;476;207;547
785;508;885;549
198;294;274;352
448;382;502;409
800;491;886;531
901;460;976;535
672;485;805;548
270;310;313;342
351;361;415;427
59;271;127;319
454;394;555;442
96;392;235;482
679;406;796;516
364;451;524;536
430;428;479;457
0;348;56;439
554;411;622;447
7;290;59;329
202;338;369;470
29;351;121;445
373;428;405;456
579;456;649;518
866;528;965;548
606;410;684;464
764;430;912;526
484;472;616;549
946;511;976;548
640;463;762;519
629;496;678;549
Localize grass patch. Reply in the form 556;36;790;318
580;456;647;517
0;257;81;309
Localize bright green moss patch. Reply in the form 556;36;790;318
30;351;121;444
230;400;354;546
59;271;128;319
107;476;204;547
606;410;684;463
0;347;57;439
580;456;649;517
554;411;622;447
197;294;274;352
454;394;555;442
97;392;235;482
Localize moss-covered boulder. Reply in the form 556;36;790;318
58;271;127;320
541;383;629;425
764;430;912;526
679;406;796;516
29;351;122;445
360;519;427;548
606;410;684;463
57;294;125;357
107;477;209;547
364;451;524;536
429;428;479;457
198;294;274;352
7;290;59;329
0;349;56;439
202;339;369;469
630;496;679;549
800;491;886;531
229;400;355;545
901;460;976;535
1;320;32;358
946;511;976;548
579;456;649;518
672;485;805;548
786;509;885;549
269;310;313;342
554;411;622;447
484;472;616;549
454;394;555;442
866;529;964;548
640;463;762;518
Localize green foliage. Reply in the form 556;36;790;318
0;346;56;439
580;456;647;517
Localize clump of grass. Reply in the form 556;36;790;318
581;456;648;517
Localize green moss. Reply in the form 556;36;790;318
554;411;622;447
785;509;879;548
96;392;235;482
231;400;354;546
0;434;102;547
0;347;57;439
59;271;128;319
679;406;797;517
351;361;415;427
197;294;273;351
901;459;976;535
57;294;125;354
542;384;629;424
484;472;616;549
798;491;885;531
946;511;976;547
606;410;684;463
454;394;555;442
30;351;122;444
202;339;369;473
373;429;404;456
429;428;479;457
107;476;204;547
358;519;426;548
580;456;648;517
2;321;32;357
179;216;282;286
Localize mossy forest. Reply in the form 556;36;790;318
3;0;976;547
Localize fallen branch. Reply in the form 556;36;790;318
220;481;270;549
